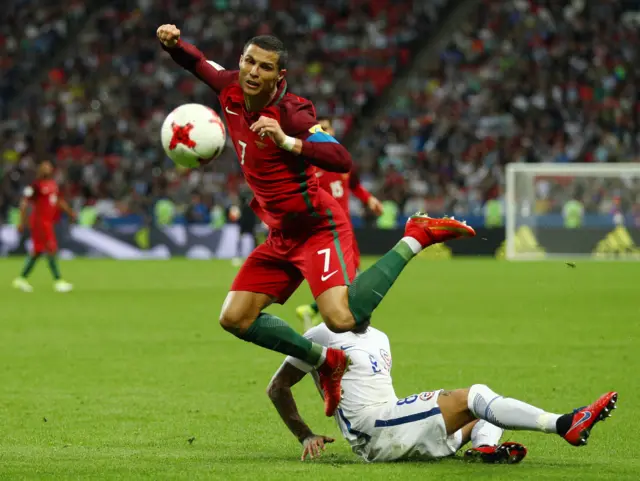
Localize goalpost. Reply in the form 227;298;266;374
505;163;640;261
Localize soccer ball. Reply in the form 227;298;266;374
161;103;226;168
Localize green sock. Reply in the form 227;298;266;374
310;302;319;314
47;254;61;280
20;254;40;278
348;240;416;325
240;313;324;365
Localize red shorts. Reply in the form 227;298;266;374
351;226;361;271
30;222;57;254
231;213;357;304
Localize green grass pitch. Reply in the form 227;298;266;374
1;257;638;480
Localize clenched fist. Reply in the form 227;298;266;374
157;24;181;47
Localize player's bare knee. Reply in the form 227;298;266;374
437;388;474;435
452;388;471;411
438;388;471;413
219;304;254;333
322;308;355;333
219;291;270;334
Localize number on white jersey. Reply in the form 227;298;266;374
238;140;247;165
330;180;344;198
369;354;382;373
396;394;418;406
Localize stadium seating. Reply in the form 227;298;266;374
1;0;448;223
0;0;93;118
355;0;640;219
2;0;638;226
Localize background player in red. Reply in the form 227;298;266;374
313;116;384;269
296;116;384;329
158;24;475;417
12;161;75;293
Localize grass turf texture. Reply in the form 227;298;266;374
0;258;638;480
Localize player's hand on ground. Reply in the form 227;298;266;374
368;196;384;216
301;434;334;461
250;116;287;147
157;24;180;47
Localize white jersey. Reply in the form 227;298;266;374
285;324;397;449
283;324;462;462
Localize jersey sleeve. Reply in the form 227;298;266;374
162;39;238;93
280;99;319;137
282;99;352;173
284;324;332;373
349;169;372;204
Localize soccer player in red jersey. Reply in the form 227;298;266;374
158;24;475;416
12;161;75;293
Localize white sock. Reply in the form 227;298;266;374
468;384;561;433
471;420;504;447
314;347;328;368
400;237;422;255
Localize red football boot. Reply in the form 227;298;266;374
404;212;476;248
317;348;349;417
562;392;618;446
464;442;528;464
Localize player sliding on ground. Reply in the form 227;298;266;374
158;25;475;416
268;321;618;463
296;116;384;330
12;161;75;293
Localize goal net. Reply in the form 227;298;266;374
505;163;640;261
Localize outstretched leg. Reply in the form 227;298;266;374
316;213;476;332
438;386;618;448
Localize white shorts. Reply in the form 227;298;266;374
352;390;463;463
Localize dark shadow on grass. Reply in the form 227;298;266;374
211;451;611;470
211;452;363;465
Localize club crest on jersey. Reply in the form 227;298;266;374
255;140;268;150
419;391;436;401
380;349;391;369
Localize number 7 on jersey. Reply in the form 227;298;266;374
238;140;247;165
317;248;338;282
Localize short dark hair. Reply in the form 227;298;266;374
352;318;370;335
243;35;288;70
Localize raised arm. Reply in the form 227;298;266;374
267;362;335;460
157;24;237;93
57;198;76;221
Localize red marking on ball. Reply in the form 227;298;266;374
169;123;197;150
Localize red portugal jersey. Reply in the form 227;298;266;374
315;169;372;218
164;41;353;233
24;179;59;224
220;82;322;230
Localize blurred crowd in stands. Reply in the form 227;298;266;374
357;0;640;222
1;0;639;228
